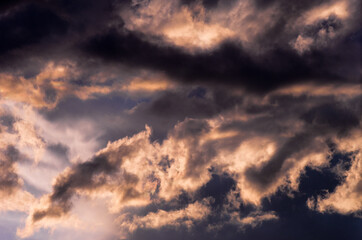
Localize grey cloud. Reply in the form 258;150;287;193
0;114;16;133
31;138;142;223
0;146;21;197
246;132;314;189
20;88;362;238
302;103;360;136
47;143;69;159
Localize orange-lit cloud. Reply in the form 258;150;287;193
0;190;35;213
122;1;235;50
0;63;174;109
121;0;276;51
308;129;362;215
0;1;360;239
274;83;362;98
117;199;211;237
17;100;361;237
231;211;278;228
302;0;350;25
121;73;175;94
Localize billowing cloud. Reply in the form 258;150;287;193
17;89;361;237
0;0;359;95
308;129;362;216
0;0;360;239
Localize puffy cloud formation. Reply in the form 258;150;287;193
308;131;362;216
0;0;360;239
17;90;361;237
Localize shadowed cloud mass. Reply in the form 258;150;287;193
0;0;361;240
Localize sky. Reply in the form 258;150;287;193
0;0;361;239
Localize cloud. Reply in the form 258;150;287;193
123;0;358;53
0;1;360;239
0;190;36;213
121;0;235;50
0;124;36;214
244;100;360;193
0;146;22;197
230;211;279;228
118;199;211;236
17;87;361;237
0;62;118;108
83;25;359;94
0;0;359;97
308;129;362;216
0;3;68;55
0;103;47;164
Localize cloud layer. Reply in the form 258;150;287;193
0;0;360;239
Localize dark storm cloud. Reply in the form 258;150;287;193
302;103;360;135
0;0;33;12
131;88;242;139
220;94;361;139
245;100;360;190
31;138;143;222
40;87;242;144
0;0;129;74
0;0;19;11
0;4;68;55
79;0;360;93
246;132;313;189
0;0;360;95
32;154;114;221
126;88;238;141
83;28;357;93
